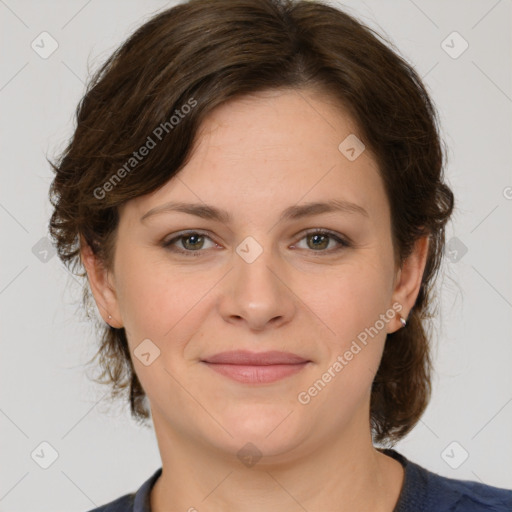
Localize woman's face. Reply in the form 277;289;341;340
85;87;427;462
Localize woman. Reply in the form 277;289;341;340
48;0;512;510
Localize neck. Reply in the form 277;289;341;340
149;411;404;512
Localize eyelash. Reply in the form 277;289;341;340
162;229;351;257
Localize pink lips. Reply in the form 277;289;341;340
202;350;310;384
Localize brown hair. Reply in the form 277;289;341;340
48;0;454;444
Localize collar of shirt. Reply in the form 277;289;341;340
92;448;512;512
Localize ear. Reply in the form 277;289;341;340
387;234;430;334
80;235;123;328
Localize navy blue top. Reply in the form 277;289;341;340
86;449;512;511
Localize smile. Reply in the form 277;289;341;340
203;361;310;384
201;350;311;384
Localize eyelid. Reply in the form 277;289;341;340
162;229;219;249
299;228;351;245
162;228;351;255
290;228;351;253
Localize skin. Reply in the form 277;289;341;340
82;87;429;512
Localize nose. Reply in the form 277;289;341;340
218;244;296;332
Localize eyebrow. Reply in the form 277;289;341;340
140;199;369;224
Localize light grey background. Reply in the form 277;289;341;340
1;0;511;510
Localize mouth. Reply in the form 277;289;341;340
201;350;311;384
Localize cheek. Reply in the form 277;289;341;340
115;250;221;347
299;270;392;413
114;250;180;337
115;233;395;355
314;258;393;339
305;255;394;394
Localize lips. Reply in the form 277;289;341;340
202;350;309;365
201;350;310;384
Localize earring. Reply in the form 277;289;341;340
399;315;407;328
108;315;112;319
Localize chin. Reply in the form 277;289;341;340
211;405;309;458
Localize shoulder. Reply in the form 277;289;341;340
383;449;512;512
85;493;135;512
84;467;162;512
427;471;512;512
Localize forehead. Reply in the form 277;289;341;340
123;88;389;227
193;87;362;168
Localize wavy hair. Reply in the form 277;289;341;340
48;0;454;444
